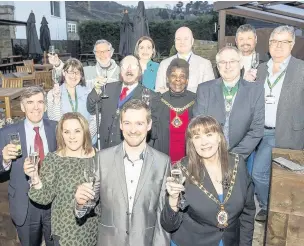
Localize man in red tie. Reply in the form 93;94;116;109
0;86;57;246
87;55;159;149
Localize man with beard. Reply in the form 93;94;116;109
87;55;158;149
155;26;214;93
235;24;269;81
49;40;120;90
74;99;170;246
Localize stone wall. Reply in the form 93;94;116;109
0;5;16;58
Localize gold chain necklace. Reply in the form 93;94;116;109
179;154;239;228
161;98;194;128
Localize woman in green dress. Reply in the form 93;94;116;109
24;112;98;246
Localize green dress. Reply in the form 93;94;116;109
29;152;98;246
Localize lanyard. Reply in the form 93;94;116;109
67;89;78;112
222;81;239;103
266;69;286;94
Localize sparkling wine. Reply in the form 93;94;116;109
29;151;39;167
171;169;183;184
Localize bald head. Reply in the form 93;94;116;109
175;27;194;55
120;55;141;86
121;55;139;67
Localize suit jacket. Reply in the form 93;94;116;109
161;153;255;246
256;56;304;150
87;82;159;149
193;78;265;158
155;54;215;93
0;119;57;226
141;60;160;90
95;143;170;246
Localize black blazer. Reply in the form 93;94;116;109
0;119;57;226
87;82;159;149
161;153;255;246
193;78;265;159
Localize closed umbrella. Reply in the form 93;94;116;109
26;11;42;56
40;16;51;52
119;10;133;57
132;1;149;51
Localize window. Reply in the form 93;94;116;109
67;23;77;33
50;1;60;17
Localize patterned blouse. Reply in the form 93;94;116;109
29;152;98;246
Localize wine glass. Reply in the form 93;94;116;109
84;157;98;208
96;69;109;99
142;88;150;105
52;69;60;84
170;163;187;210
49;45;56;56
28;146;39;185
251;52;259;69
8;133;22;157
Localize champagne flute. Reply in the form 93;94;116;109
170;163;187;210
84;157;98;208
251;52;259;69
49;45;56;56
142;88;150;106
28;146;39;185
8;133;22;157
52;69;60;84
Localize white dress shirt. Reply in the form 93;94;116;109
121;82;139;96
264;56;291;127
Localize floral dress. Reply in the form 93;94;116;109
29;152;98;246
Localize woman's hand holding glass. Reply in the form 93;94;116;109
75;183;95;208
24;154;40;187
52;83;61;103
166;176;186;211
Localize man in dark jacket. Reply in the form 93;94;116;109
87;55;158;149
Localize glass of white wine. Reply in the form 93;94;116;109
28;146;39;185
8;133;22;157
171;163;187;210
49;45;56;56
84;157;98;208
251;52;259;69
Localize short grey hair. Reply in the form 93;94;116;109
93;39;114;56
216;46;242;63
20;86;46;102
270;25;295;43
236;24;257;38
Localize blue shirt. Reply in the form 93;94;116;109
141;60;159;90
24;119;49;155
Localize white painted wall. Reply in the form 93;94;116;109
11;1;67;40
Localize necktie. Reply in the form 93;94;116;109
34;127;45;166
119;87;129;101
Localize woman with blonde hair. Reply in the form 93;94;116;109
161;115;255;246
134;36;159;90
24;112;98;246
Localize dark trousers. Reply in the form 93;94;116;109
15;201;53;246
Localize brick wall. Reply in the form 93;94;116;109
0;5;16;58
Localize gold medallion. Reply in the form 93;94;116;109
225;103;232;112
217;206;229;228
171;115;183;128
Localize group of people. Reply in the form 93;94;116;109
0;23;303;246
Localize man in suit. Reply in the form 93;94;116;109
75;99;170;246
87;55;158;149
0;86;57;246
155;26;215;93
235;24;269;81
252;26;304;222
193;46;265;159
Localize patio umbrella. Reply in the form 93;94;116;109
26;11;42;56
40;16;51;52
119;10;133;57
132;1;150;51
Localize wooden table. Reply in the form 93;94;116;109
12;72;35;80
33;64;53;71
0;88;24;119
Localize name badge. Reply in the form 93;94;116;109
265;95;276;104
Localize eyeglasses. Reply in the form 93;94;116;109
269;40;293;46
65;70;81;76
121;64;139;70
95;50;110;55
170;74;187;80
217;60;240;67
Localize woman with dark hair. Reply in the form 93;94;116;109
134;36;159;90
161;116;255;246
152;58;196;162
47;58;97;142
25;112;98;246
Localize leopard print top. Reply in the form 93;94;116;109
29;152;98;246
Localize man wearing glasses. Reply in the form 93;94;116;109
87;55;158;149
252;26;304;222
193;46;264;159
49;39;120;91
